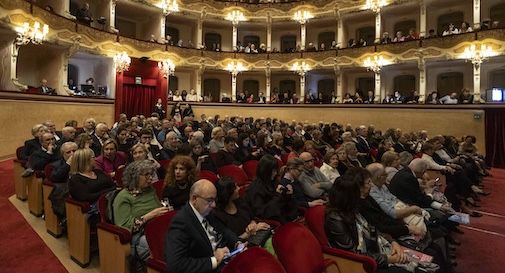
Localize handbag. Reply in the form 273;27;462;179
395;201;428;234
248;229;273;247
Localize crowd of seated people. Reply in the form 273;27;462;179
18;110;491;273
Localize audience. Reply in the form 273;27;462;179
162;155;198;210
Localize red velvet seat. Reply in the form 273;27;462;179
199;170;219;183
97;192;132;273
65;197;92;267
159;159;171;171
273;222;339;273
13;146;28;200
218;165;249;186
304;206;377;273
281;153;290;165
114;166;125;187
222;247;287;273
145;210;178;273
152;180;165;199
242;160;259;180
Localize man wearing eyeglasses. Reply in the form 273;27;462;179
29;132;60;171
166;179;238;273
298;152;333;200
50;142;78;183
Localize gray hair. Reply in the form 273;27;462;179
398;151;414;167
122;160;155;191
409;158;428;174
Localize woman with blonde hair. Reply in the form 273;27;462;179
68;148;115;203
381;151;400;184
209;126;225;153
162;155;198;210
130;143;162;182
75;133;93;149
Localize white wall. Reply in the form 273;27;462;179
68;56;115;97
481;0;504;22
305;72;335;96
173;71;193;91
169;21;195;44
140;14;162;41
271;74;300;95
237;73;266;94
381;67;419;98
343;14;374;43
237;28;267;47
203;25;233;51
343;71;374;95
202;72;231;98
17;45;63;90
382;9;419;34
426;1;472;33
426;62;473;93
306;24;337;47
271;28;299;52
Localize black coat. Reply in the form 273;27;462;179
29;148;60;171
389;167;433;208
358;196;410;239
165;203;238;273
22;138;41;161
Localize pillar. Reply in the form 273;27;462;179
266;19;272;52
418;63;426;103
375;12;381;44
300;23;306;51
473;64;482;103
265;67;271;102
196;18;203;49
231;73;237;101
160;15;166;43
374;72;381;102
300;73;306;103
232;24;238;51
473;0;481;30
10;43;27;91
62;1;75;20
419;0;427;38
109;0;118;32
334;66;342;103
196;68;203;101
337;18;344;49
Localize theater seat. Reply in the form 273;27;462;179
145;210;178;273
222;247;287;273
13;146;28;200
65;198;91;267
425;170;446;192
273;222;339;273
242;160;259;180
27;170;44;217
152;180;165;199
198;170;219;183
218;165;249;186
42;164;62;237
304;206;377;273
96;193;131;273
114;167;125;188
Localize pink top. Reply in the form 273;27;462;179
95;151;128;176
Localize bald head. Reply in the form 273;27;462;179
409;158;428;178
190;179;217;216
300;152;314;170
62;126;76;140
366;163;385;186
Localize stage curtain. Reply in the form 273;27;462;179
485;109;505;168
121;84;156;118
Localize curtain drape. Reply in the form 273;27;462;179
485;109;505;168
121;84;156;118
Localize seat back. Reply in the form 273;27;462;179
145;210;178;261
304;205;329;247
159;159;172;171
152;181;165;199
242;160;259;180
114;167;125;187
199;170;219;183
273;223;326;273
222;247;287;273
218;165;249;186
16;146;24;160
44;164;55;182
281;153;290;164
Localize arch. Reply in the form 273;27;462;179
280;35;297;53
356;77;374;95
165;26;180;45
204;33;222;51
356;26;375;45
169;75;178;94
437;12;464;35
317;79;335;103
243;79;259;98
317;32;335;49
243;35;260;47
394;20;417;37
279;80;296;96
437;72;463;96
490;3;505;25
490;69;505;88
203;78;220;102
67;64;78;85
393;75;416;93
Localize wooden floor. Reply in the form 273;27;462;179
9;195;99;273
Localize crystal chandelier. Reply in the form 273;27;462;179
225;10;247;25
292;10;314;24
226;61;247;76
364;55;386;73
161;0;179;16
463;43;493;68
291;61;311;76
158;59;176;78
365;0;387;13
114;52;131;73
15;21;49;46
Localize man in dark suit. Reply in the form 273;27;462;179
38;79;56;95
393;135;413;154
29;132;60;171
355;125;373;165
90;123;108;156
50;142;77;183
165;179;238;273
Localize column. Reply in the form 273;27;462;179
334;65;343;103
160;16;166;43
473;64;482;103
375;12;381;44
299;73;306;103
418;62;426;103
300;23;306;51
196;18;203;49
231;73;237;101
265;66;272;103
109;0;118;32
232;24;238;51
10;43;27;91
419;0;427;38
196;68;203;101
374;72;381;102
473;0;481;30
337;17;344;49
266;18;272;52
62;1;75;20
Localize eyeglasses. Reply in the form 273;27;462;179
304;159;314;163
141;172;154;177
196;195;216;204
64;150;77;154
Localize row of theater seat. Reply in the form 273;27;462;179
12;144;444;273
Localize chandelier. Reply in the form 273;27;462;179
292;10;314;24
364;55;387;73
161;0;179;16
462;44;493;68
158;59;176;78
114;52;131;73
365;0;387;13
226;61;247;76
16;21;49;46
291;61;311;76
225;10;247;25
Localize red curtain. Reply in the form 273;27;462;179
485;109;505;168
121;84;156;118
